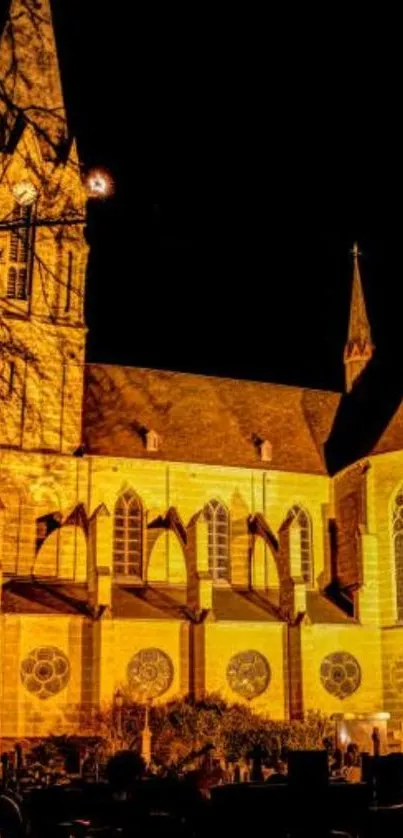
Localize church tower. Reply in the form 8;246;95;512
343;243;374;393
0;0;88;452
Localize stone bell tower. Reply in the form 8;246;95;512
0;0;88;452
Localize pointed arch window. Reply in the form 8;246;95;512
7;204;31;300
203;499;229;580
288;505;313;584
113;491;143;577
392;490;403;620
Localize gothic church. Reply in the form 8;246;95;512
0;0;403;744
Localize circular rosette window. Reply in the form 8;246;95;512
320;651;361;700
127;648;174;700
20;647;70;700
226;650;271;700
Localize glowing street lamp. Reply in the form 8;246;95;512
85;168;114;200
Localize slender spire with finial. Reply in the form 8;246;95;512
344;242;374;392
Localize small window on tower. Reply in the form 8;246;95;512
65;251;73;313
7;267;28;300
0;234;6;264
6;204;31;301
0;360;15;398
16;268;27;300
7;267;16;298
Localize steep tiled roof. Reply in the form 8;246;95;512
2;581;91;615
1;580;355;624
84;364;341;474
211;588;354;624
306;591;355;624
111;585;188;620
370;400;403;458
212;588;282;622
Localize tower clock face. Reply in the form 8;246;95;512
12;181;38;206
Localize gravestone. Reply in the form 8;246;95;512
288;750;329;789
288;751;330;837
373;754;403;806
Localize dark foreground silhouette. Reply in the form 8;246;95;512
2;750;403;837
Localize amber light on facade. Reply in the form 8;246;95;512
0;0;402;753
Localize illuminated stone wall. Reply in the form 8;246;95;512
0;451;331;737
381;627;403;720
0;613;88;739
3;446;403;738
301;624;383;716
365;451;403;627
0;100;87;456
204;622;286;717
88;457;330;586
0;449;87;576
98;620;189;706
2;0;403;744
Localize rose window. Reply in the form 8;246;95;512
20;647;70;699
226;650;271;700
320;651;361;699
127;648;174;699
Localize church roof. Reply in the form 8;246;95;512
2;581;189;621
212;588;354;624
2;580;91;615
1;580;354;624
370;400;403;458
212;588;282;622
306;591;355;624
84;364;341;475
2;580;189;620
111;585;188;620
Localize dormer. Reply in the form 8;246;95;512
146;429;161;453
260;439;272;463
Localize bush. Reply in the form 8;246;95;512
45;696;334;768
150;697;334;765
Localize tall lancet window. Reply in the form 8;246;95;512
203;499;229;580
113;491;143;577
7;204;31;300
393;490;403;620
288;505;313;584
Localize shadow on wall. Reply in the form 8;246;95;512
325;352;403;476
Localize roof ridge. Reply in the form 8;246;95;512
85;361;342;396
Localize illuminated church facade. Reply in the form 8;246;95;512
0;0;403;743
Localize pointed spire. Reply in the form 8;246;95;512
0;0;68;160
344;243;374;392
348;243;372;345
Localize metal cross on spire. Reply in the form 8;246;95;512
351;242;362;258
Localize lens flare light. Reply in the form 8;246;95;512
85;168;114;199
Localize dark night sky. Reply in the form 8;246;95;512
4;1;402;397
